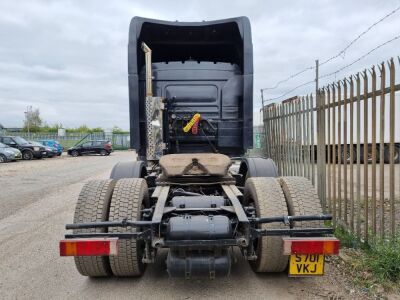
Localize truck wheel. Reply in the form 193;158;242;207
384;145;400;164
279;177;323;228
73;179;116;277
109;178;149;277
100;149;107;156
22;150;33;160
340;146;356;164
244;177;289;272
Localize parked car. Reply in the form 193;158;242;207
37;140;63;156
67;140;113;157
0;142;22;162
0;136;46;160
30;141;57;158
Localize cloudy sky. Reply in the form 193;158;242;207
0;0;399;129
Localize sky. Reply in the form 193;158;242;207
0;0;399;129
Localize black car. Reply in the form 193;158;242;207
30;141;58;158
0;136;46;160
67;140;113;157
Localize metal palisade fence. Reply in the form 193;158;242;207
263;57;400;242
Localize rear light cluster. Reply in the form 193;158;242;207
60;238;118;256
283;237;340;255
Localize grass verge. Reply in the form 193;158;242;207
334;226;400;294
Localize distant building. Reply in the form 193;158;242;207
7;128;23;133
0;124;23;134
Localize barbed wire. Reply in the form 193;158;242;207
264;34;400;101
265;80;315;101
261;66;314;91
319;5;400;66
260;4;400;92
319;34;400;80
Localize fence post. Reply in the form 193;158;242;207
362;70;369;242
261;90;269;157
310;94;315;185
388;58;395;238
379;62;386;239
317;88;327;212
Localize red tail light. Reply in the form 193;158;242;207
283;237;339;255
60;238;118;256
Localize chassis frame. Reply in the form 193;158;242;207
64;182;334;262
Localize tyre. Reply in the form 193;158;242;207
244;177;289;273
340;146;355;164
73;180;116;277
0;154;7;163
279;177;323;228
100;149;107;156
22;150;33;160
109;178;149;277
360;145;377;164
71;150;79;157
384;145;400;164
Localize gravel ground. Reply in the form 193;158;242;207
0;151;366;299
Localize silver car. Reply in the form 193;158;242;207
0;142;22;162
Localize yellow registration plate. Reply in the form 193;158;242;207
289;254;324;276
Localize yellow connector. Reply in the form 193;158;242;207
183;113;201;133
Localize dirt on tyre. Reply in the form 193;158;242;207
279;176;324;228
73;179;116;277
244;177;289;272
109;178;149;277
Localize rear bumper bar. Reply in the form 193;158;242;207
65;228;334;242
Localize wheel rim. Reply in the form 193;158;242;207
23;152;32;160
72;151;78;157
394;150;399;161
342;148;351;161
0;155;5;163
101;150;106;156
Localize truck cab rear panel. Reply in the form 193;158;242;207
128;17;253;158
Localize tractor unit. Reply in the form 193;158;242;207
60;17;339;279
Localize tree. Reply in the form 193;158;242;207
112;126;128;134
23;107;42;133
65;125;104;133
